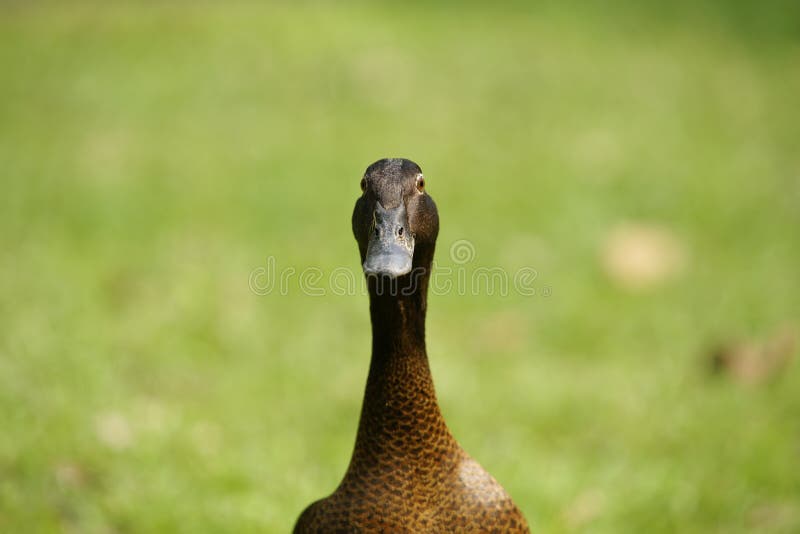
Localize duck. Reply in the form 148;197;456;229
294;158;530;533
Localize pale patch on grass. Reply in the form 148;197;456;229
94;412;134;451
562;488;606;529
710;325;797;385
601;223;687;291
53;462;87;489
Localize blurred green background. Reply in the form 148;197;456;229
2;1;799;532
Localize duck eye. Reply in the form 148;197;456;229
360;178;367;192
416;175;425;192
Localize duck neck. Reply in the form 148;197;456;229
350;264;453;465
368;278;428;360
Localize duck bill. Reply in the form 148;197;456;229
363;203;415;278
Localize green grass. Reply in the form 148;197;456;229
1;2;799;532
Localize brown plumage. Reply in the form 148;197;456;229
294;158;530;533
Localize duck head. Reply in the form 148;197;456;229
352;158;439;279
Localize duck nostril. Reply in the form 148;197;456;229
398;227;404;237
375;227;380;238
